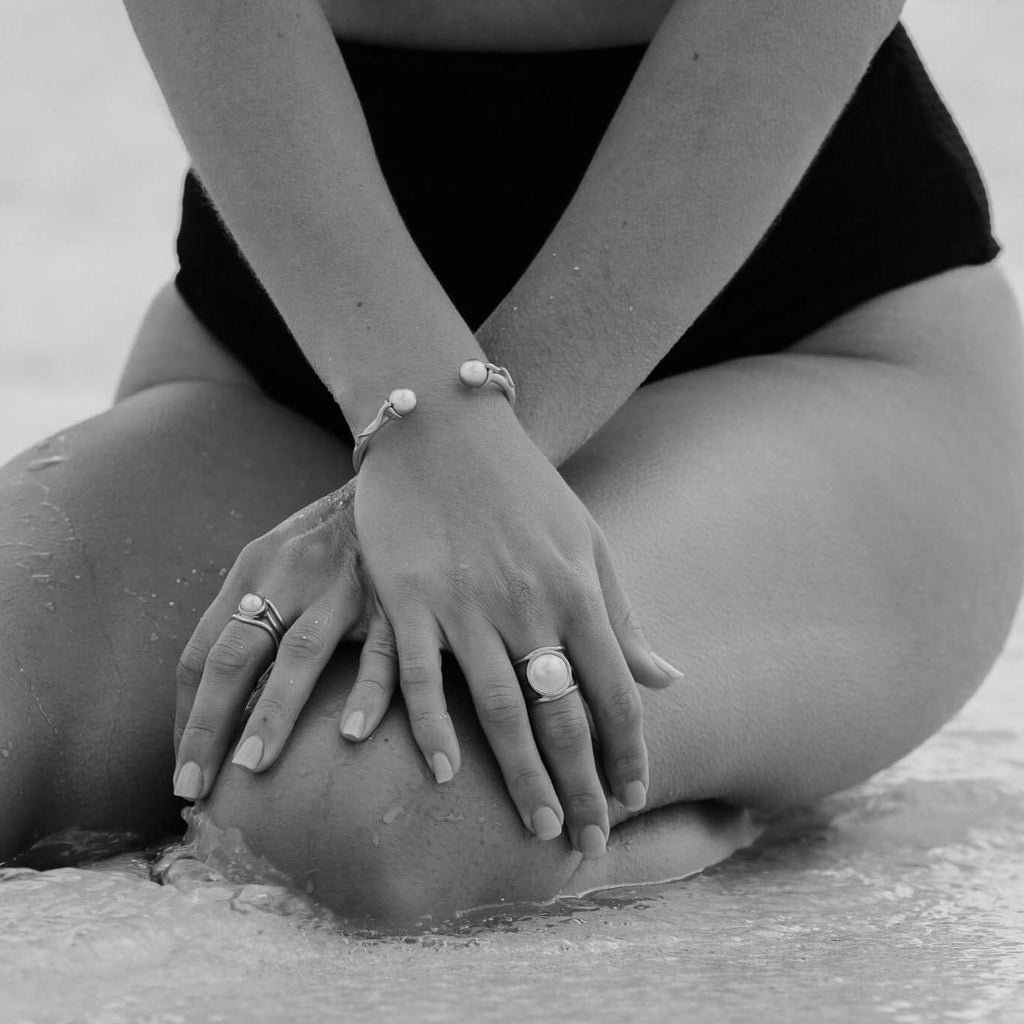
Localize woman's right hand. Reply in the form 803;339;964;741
172;477;396;801
351;398;681;856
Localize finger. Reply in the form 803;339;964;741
174;619;278;801
230;592;360;773
564;594;649;815
451;622;564;841
339;613;399;742
174;565;260;753
392;607;461;784
529;688;609;856
592;527;683;689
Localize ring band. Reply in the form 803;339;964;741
513;645;578;704
231;592;286;649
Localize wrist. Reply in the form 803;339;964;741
354;379;525;474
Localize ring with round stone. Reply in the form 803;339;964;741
231;592;286;649
512;645;578;704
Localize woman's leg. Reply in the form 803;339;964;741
204;262;1024;919
3;264;1022;921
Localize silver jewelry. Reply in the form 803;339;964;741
513;645;578;703
231;592;286;649
351;389;417;472
459;360;517;408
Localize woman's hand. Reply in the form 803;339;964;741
172;477;396;801
351;399;681;856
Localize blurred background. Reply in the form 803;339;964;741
2;0;1022;465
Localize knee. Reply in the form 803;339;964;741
203;651;576;924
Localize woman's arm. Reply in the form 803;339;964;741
124;0;903;461
122;0;482;434
478;0;905;462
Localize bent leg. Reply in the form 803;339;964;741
205;263;1024;919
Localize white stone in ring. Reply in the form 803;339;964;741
526;651;573;698
238;593;266;616
459;359;489;388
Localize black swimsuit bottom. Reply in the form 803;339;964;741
175;23;999;439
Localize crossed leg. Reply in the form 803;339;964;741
2;264;1021;923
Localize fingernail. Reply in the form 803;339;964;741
531;806;563;841
578;824;607;858
173;761;203;801
341;711;365;741
431;751;454;784
651;652;685;680
621;780;647;812
232;735;264;771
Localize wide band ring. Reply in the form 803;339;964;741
512;645;578;704
231;592;286;649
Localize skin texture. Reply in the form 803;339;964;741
2;262;1023;924
123;1;909;853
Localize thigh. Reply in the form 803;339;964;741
0;380;353;855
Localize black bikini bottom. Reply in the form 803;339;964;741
174;23;999;441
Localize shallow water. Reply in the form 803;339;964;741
4;625;1024;1024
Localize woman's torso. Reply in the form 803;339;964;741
319;0;675;50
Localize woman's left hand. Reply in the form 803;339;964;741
172;477;396;801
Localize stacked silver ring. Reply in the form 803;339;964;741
231;592;286;648
513;645;578;704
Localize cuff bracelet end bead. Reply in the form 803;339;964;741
459;360;517;407
351;388;417;472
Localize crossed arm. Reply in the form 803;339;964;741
120;0;1024;854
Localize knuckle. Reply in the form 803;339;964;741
363;630;398;661
400;653;438;689
509;765;547;794
355;674;393;700
501;568;541;613
388;568;430;600
619;602;645;641
610;748;647;778
539;705;590;754
563;791;604;819
176;641;207;690
279;625;328;662
180;715;220;745
476;684;525;728
599;686;643;729
206;636;256;675
250;693;290;728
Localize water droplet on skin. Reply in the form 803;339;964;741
382;806;403;824
572;266;580;272
0;749;9;758
26;456;67;471
229;509;243;519
30;573;51;583
149;633;160;642
44;601;55;613
371;833;381;847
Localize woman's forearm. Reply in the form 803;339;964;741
479;0;905;464
123;0;486;434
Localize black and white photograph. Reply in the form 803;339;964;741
2;2;1023;1021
